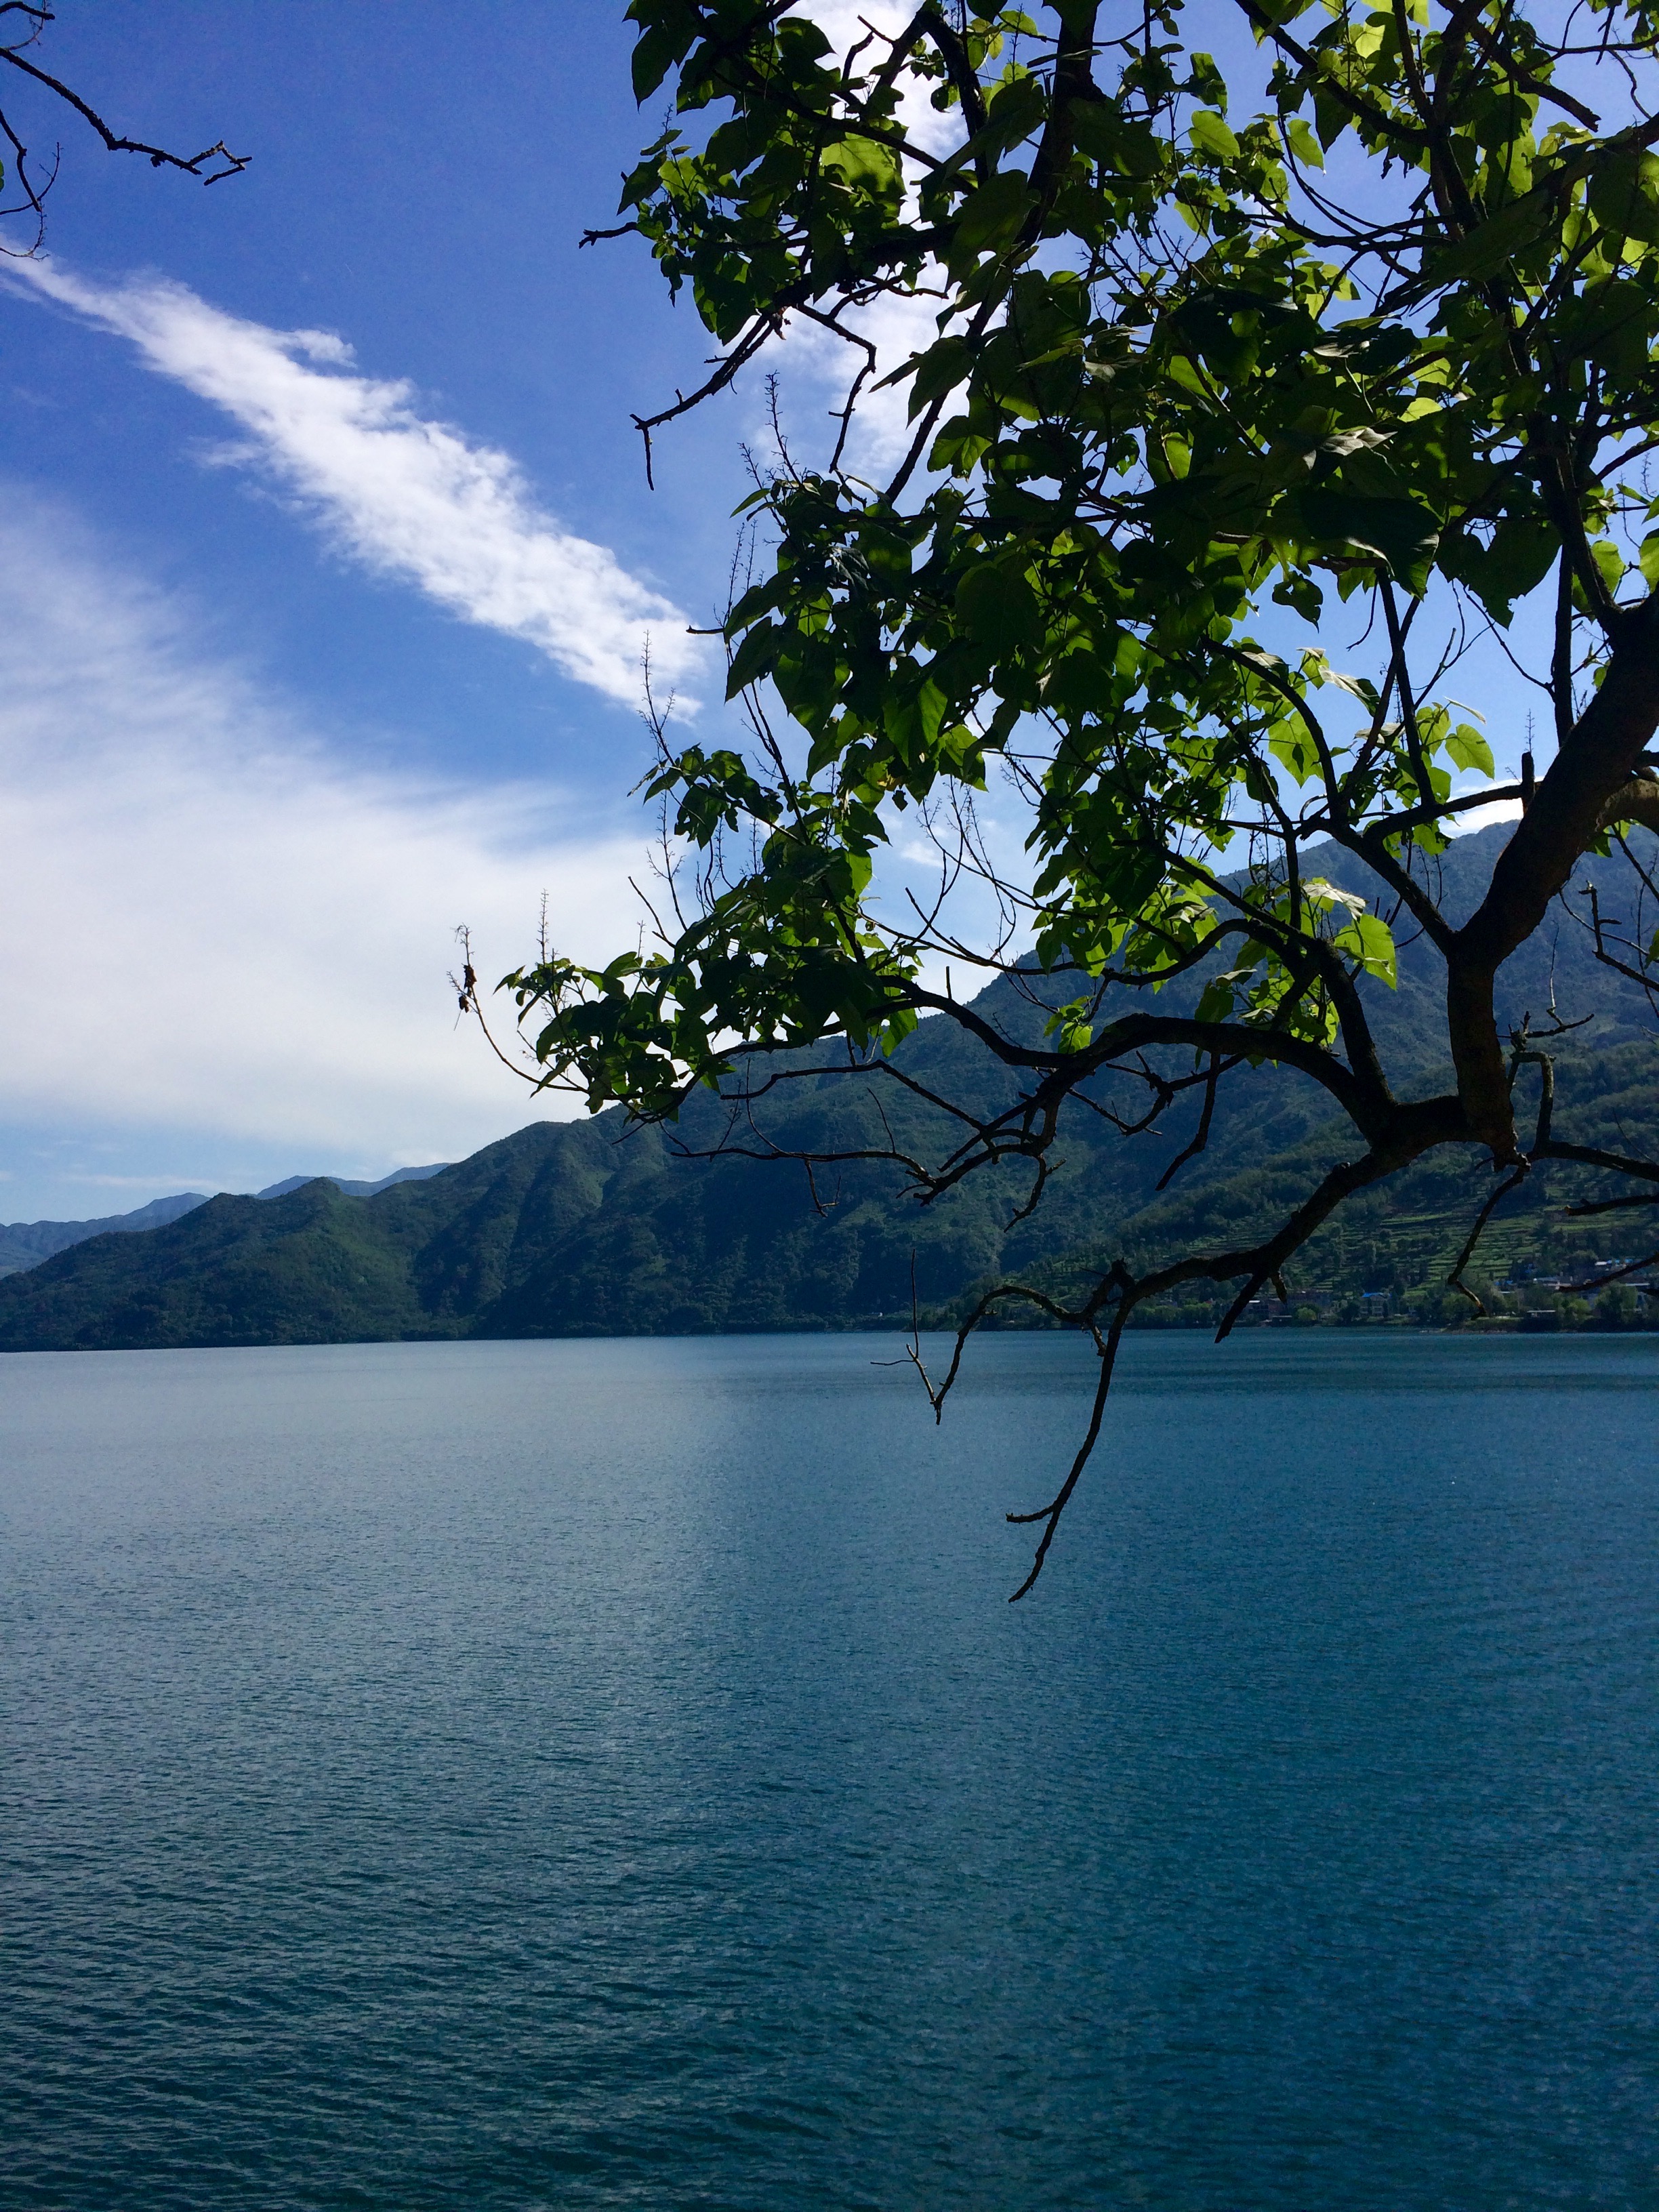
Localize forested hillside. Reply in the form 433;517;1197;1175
2;827;1653;1351
0;1192;209;1280
0;1166;451;1282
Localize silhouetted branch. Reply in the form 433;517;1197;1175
0;12;246;249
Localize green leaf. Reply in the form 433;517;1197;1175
951;169;1036;256
1589;147;1659;246
904;335;976;417
954;562;1044;652
724;620;783;697
1446;724;1496;776
1268;721;1322;785
882;674;949;759
1281;116;1323;169
822;135;903;207
1043;649;1117;718
1439;514;1558;625
627;0;697;100
979;69;1048;159
1427;193;1551;286
1189;109;1240;161
1334;912;1398;988
1069;101;1162;178
1291;490;1441;596
1591;538;1626;596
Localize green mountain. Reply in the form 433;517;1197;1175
250;1164;449;1202
0;1191;209;1280
0;1166;449;1282
2;826;1654;1353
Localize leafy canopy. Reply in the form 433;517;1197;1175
483;0;1659;1587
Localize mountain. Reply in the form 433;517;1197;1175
0;1192;210;1280
1;826;1654;1353
0;1164;451;1282
253;1164;449;1200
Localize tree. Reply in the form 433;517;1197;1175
1;4;245;246
483;0;1659;1593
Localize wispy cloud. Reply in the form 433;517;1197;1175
777;281;948;478
774;7;971;476
800;2;961;157
9;259;703;707
0;500;649;1183
1452;793;1523;833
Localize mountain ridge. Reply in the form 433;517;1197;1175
3;827;1654;1351
0;1164;450;1280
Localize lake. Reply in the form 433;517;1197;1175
3;1330;1656;2209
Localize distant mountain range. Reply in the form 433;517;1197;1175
1;826;1654;1353
0;1165;448;1280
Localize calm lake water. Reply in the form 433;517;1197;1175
3;1330;1656;2209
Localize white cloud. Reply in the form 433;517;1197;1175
799;2;962;158
1452;794;1523;834
0;505;652;1175
757;7;968;478
777;280;951;480
7;258;704;707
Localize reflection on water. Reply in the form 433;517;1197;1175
3;1330;1656;2209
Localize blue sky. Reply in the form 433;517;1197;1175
0;3;1533;1223
4;7;750;763
0;3;787;1219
